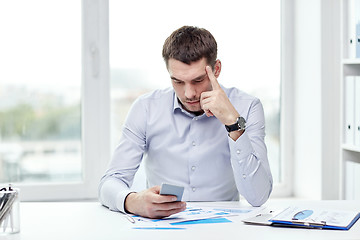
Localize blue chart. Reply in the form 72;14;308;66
131;206;257;229
171;218;232;225
292;210;314;220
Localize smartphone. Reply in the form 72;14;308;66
159;183;184;201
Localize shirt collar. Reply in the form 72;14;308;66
172;91;182;112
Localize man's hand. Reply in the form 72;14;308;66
200;66;239;126
124;186;186;219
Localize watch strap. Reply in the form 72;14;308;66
225;117;246;132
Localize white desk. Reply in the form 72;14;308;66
5;199;360;240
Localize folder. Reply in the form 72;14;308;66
356;0;360;58
345;160;355;200
348;0;356;58
355;76;360;147
347;0;360;58
269;206;360;230
357;23;360;58
345;76;355;145
355;162;360;200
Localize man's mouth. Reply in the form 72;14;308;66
186;100;200;105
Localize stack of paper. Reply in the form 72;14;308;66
129;206;257;229
243;206;360;230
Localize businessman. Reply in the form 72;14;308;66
99;26;273;219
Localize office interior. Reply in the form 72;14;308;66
0;0;359;204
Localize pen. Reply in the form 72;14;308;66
3;213;8;232
10;205;14;232
123;213;135;224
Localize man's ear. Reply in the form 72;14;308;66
214;60;222;78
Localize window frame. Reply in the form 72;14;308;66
18;0;110;201
270;0;294;197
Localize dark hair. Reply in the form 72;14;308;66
162;26;217;68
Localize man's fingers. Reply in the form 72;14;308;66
200;90;212;100
204;109;214;117
154;201;186;211
200;93;214;117
206;65;221;90
153;202;187;218
150;185;161;194
146;200;186;219
155;207;187;219
153;193;178;204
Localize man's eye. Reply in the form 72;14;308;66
194;79;204;83
173;80;183;84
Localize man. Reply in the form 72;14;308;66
99;26;273;219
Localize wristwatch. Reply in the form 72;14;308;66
225;116;246;132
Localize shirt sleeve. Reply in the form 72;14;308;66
98;97;147;212
229;98;273;207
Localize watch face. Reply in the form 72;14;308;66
239;117;246;128
238;117;246;130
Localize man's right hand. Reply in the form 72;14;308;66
124;186;186;219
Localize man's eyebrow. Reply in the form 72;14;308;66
170;76;182;81
192;74;207;81
171;74;207;82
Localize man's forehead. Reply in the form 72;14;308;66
168;58;207;80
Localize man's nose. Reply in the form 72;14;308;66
185;84;196;100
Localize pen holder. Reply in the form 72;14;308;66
0;189;20;234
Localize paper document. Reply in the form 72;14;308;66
269;206;360;230
130;205;259;229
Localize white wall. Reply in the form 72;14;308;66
292;0;340;199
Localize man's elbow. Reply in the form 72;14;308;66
246;184;273;207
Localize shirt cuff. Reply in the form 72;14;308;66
116;190;134;213
228;131;254;161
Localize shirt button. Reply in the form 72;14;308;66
236;150;241;155
242;174;246;179
191;166;196;171
192;187;196;192
194;117;198;121
192;141;196;146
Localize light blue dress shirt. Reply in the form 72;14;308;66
99;86;273;212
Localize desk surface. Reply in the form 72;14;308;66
5;199;360;240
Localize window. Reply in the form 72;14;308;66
0;1;81;182
0;0;110;200
109;0;285;193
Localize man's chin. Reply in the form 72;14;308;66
178;99;203;115
184;105;203;115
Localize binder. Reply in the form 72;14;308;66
269;206;360;230
355;162;360;200
345;160;355;200
356;0;360;58
357;23;360;58
348;0;356;58
345;76;355;145
348;0;360;58
355;76;360;147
